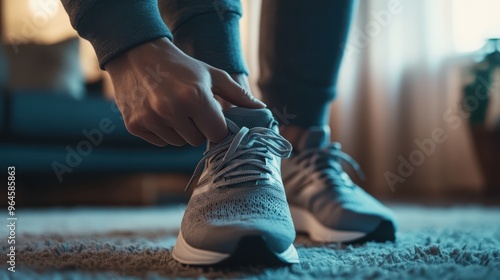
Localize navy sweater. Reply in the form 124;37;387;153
62;0;173;70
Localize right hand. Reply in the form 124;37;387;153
106;38;265;147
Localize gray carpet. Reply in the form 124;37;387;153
1;204;499;279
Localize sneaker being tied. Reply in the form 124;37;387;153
172;107;299;265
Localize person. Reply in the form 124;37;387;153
62;0;397;265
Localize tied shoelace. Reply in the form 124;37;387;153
185;120;292;191
293;143;365;188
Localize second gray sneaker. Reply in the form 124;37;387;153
282;126;397;243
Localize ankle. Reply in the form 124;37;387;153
280;125;332;152
280;125;308;150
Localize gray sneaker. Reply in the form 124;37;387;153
172;107;299;265
282;126;397;243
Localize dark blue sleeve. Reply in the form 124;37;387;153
61;0;173;70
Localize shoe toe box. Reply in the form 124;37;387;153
181;186;296;254
311;186;398;234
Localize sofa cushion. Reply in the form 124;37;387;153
7;91;137;144
5;37;85;100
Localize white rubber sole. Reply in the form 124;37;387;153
172;231;300;265
290;206;367;242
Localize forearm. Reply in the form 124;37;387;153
61;0;173;70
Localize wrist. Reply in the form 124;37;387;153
106;37;177;73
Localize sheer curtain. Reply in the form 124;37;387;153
241;0;484;197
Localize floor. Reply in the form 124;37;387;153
1;204;499;279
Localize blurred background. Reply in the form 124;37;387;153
1;0;499;207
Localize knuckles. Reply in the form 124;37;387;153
218;70;231;80
151;142;169;148
189;137;206;147
123;118;143;136
177;85;204;104
118;82;210;147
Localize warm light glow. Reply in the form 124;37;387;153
2;0;102;86
453;0;500;53
2;0;76;44
28;0;59;17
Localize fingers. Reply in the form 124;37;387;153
122;69;252;146
129;129;169;147
190;94;229;144
125;118;187;147
210;69;266;108
147;125;187;147
174;117;206;146
124;95;222;146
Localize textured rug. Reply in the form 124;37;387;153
1;204;499;279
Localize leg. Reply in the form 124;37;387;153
158;0;250;96
260;0;398;243
258;0;354;146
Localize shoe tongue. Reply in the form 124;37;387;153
223;107;276;129
212;107;279;187
296;126;331;152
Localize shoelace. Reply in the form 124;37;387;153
293;143;365;188
185;120;292;191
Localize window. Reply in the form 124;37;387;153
452;0;500;53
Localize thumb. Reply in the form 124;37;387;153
211;70;266;108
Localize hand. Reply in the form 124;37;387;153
106;38;265;147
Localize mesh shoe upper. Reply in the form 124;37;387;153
282;126;398;233
180;108;296;254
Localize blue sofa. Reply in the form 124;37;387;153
0;90;203;183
